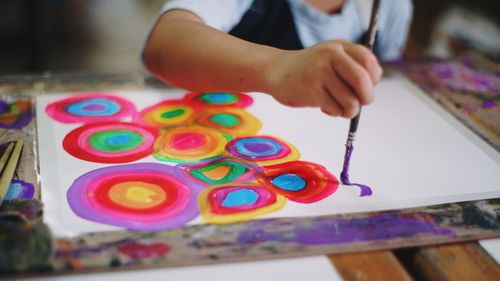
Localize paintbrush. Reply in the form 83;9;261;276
0;139;24;206
340;0;380;185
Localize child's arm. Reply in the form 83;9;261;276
144;10;382;118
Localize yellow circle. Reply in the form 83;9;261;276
196;108;262;137
143;105;194;127
108;181;166;209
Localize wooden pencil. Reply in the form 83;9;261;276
0;139;24;205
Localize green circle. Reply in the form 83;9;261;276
210;113;239;127
160;108;185;119
190;161;249;185
89;130;143;152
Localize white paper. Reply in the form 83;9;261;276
37;79;500;237
480;239;500;264
9;256;341;281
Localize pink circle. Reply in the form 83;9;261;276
170;133;206;150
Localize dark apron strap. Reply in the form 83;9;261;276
229;0;303;50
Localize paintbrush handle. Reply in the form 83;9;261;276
0;143;15;174
0;139;24;205
364;0;381;50
348;0;380;135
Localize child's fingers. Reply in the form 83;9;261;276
344;45;383;85
317;88;342;117
324;73;360;118
330;51;374;105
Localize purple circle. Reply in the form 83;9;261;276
82;104;107;111
243;142;274;153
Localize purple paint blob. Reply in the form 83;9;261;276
4;180;35;200
237;214;454;246
82;104;107;111
482;100;496;109
244;142;272;153
340;144;372;196
0;101;8;114
292;214;454;244
0;101;34;130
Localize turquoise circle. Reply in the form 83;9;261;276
201;93;236;104
271;174;306;191
66;98;120;116
222;189;258;207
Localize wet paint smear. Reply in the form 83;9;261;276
432;62;500;93
63;122;157;163
0;100;34;129
340;145;372;197
67;163;203;231
237;213;454;246
482;100;496;109
45;93;136;124
117;242;171;259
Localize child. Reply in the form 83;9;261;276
143;0;412;118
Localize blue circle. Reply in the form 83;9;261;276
222;189;259;207
271;174;306;191
105;134;132;146
233;138;282;159
66;98;120;116
202;93;234;104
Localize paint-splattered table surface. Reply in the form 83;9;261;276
0;55;499;280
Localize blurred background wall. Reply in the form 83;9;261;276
0;0;498;76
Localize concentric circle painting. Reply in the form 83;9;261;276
198;183;286;224
256;161;339;203
67;163;202;231
63;122;157;163
154;126;228;163
195;107;261;137
133;100;199;128
45;93;136;124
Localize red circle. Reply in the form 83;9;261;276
94;175;179;214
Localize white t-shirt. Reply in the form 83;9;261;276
153;0;413;60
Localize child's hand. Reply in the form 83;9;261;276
265;40;383;118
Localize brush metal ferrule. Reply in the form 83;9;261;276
346;132;356;147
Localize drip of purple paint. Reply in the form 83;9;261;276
340;144;372;197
